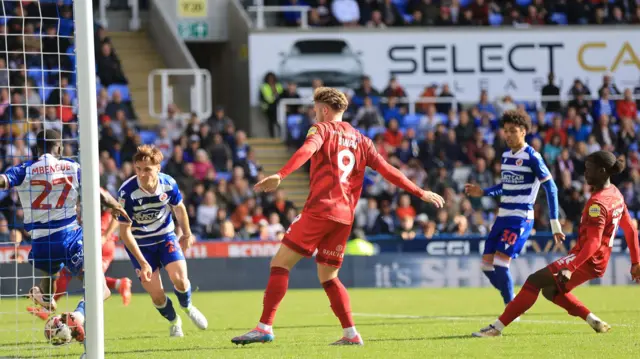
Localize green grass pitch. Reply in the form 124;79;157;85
1;286;639;358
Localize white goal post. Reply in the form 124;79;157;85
73;0;105;358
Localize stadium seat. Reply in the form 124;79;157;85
515;0;532;6
138;130;157;145
544;112;557;125
459;0;473;6
367;126;386;139
107;84;131;102
489;14;503;26
216;172;232;182
287;114;304;141
550;13;568;25
403;114;421;129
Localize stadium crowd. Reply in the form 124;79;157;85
273;0;640;27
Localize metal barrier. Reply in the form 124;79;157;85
148;69;213;120
99;0;141;30
276;93;639;141
247;0;310;29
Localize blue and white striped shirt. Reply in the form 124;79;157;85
497;145;552;219
117;173;182;246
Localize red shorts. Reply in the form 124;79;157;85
281;213;353;268
547;254;603;293
102;240;116;273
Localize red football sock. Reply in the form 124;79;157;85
322;278;355;329
552;292;590;320
105;277;118;290
498;280;540;327
259;267;290;326
53;270;72;301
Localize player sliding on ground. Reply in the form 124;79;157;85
231;87;445;346
465;110;564;310
472;150;640;337
28;203;133;321
117;145;208;337
0;130;131;350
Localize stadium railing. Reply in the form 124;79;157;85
247;1;311;29
98;0;141;30
276;93;640;142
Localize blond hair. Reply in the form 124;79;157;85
133;145;164;165
313;87;349;112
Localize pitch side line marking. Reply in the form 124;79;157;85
352;312;635;327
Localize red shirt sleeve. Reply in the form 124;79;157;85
566;202;607;272
276;125;324;179
619;206;640;265
365;139;424;198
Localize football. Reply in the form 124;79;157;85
44;315;72;346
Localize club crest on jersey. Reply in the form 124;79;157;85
159;193;168;201
306;127;317;137
588;204;601;218
516;159;523;166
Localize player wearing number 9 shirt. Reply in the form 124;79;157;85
231;87;445;346
473;151;640;338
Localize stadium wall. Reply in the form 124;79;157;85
248;27;640;105
0;254;635;295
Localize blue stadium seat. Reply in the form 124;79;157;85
216;172;232;182
351;96;364;107
489;13;503;26
459;0;473;6
367;126;386;139
528;111;537;123
138;130;157;144
0;17;6;26
544;112;557;125
107;84;131;101
550;13;568;25
27;68;47;85
286;114;304;141
59;18;74;37
515;0;532;6
356;127;366;136
403;114;421;129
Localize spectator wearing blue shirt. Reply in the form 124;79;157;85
592;88;617;120
568;116;591;143
283;0;308;26
476;90;497;118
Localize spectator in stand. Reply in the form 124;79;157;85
568;114;591;143
617;88;638;121
470;0;489;25
567;0;591;24
383;77;407;98
436;6;455;25
383;118;403;147
311;0;333;26
592;114;617;150
380;0;405;26
355;96;384;130
367;10;387;28
525;5;546;24
413;0;440;26
541;73;561;112
592;6;607;25
437;83;455;114
331;0;360;26
593;88;617;120
259;72;283;138
96;42;128;86
599;74;621;96
282;0;308;27
610;6;627;24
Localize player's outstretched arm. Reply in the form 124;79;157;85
368;153;443;208
255;139;322;193
172;202;195;250
619;206;640;283
119;223;152;282
541;179;565;243
464;183;502;198
100;188;130;222
102;216;119;245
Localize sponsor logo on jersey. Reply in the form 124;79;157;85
336;245;343;252
516;159;523;166
501;171;525;184
159;193;168;201
588;204;601;218
133;208;162;222
306;127;317;137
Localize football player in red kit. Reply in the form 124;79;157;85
231;87;445;346
28;207;133;320
473;150;640;337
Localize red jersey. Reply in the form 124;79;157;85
100;210;117;242
277;121;424;225
567;185;640;274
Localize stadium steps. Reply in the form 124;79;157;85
247;138;309;208
108;31;165;129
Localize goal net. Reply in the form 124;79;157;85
0;1;101;357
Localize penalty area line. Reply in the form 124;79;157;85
351;312;635;327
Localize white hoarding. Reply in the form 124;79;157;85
249;28;640;105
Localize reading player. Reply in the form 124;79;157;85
473;151;640;337
231;87;444;346
27;204;133;321
464;110;564;307
117;145;208;337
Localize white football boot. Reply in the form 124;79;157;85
184;305;208;330
472;324;502;337
28;286;57;311
169;316;184;337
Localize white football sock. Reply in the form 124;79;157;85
74;312;85;326
586;313;601;326
492;320;505;331
257;322;273;333
114;279;121;291
343;326;358;339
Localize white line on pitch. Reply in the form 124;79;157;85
352;312;635;327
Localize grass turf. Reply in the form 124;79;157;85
1;286;639;358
